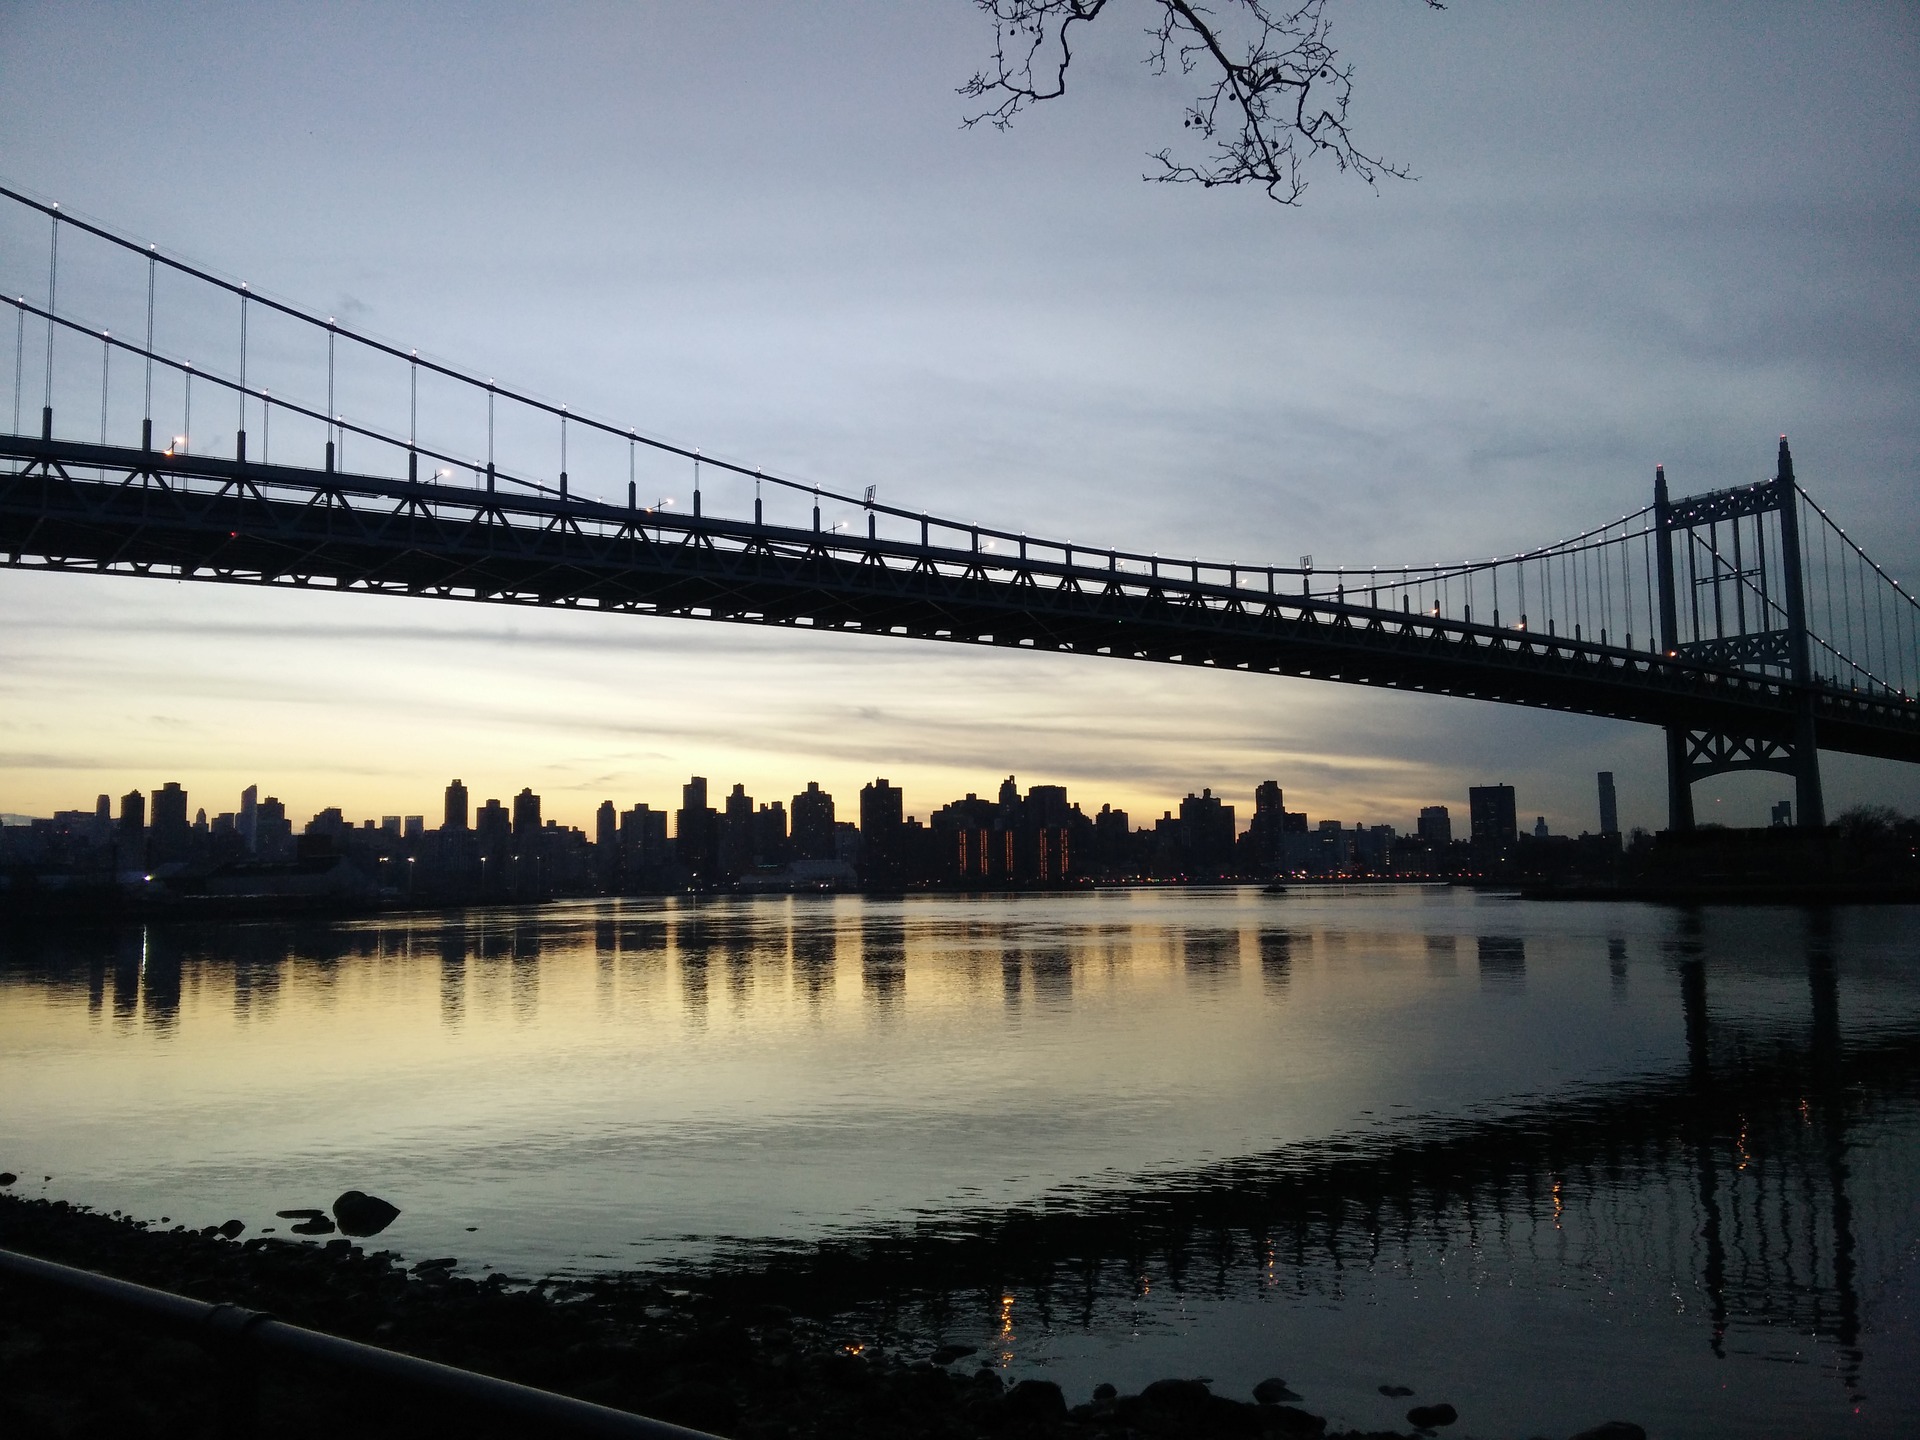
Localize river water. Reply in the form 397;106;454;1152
3;886;1918;1437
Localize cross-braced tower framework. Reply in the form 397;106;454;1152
1656;438;1823;829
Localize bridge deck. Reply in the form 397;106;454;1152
3;435;1916;763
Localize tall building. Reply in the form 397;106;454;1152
1468;785;1518;854
1025;784;1070;828
719;784;755;877
752;801;788;866
117;789;146;869
1178;788;1236;873
255;796;292;859
1597;771;1619;837
594;800;619;889
149;782;191;862
791;781;836;861
1533;815;1549;839
1417;805;1453;846
1316;819;1354;870
149;782;188;833
676;776;718;874
619;805;670;887
476;799;511;851
1248;780;1287;870
240;784;259;851
860;779;905;889
512;788;542;839
444;779;470;831
1093;803;1132;873
1354;824;1396;872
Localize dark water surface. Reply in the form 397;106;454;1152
3;887;1918;1437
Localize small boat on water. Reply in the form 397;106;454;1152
1261;881;1288;894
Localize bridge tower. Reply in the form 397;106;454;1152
1655;438;1824;831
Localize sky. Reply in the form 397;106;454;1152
1;0;1917;835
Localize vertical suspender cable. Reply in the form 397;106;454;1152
1686;532;1700;643
143;250;155;449
1731;517;1746;635
1839;532;1854;683
1708;523;1724;639
13;302;23;438
1877;563;1890;693
1616;527;1627;642
1595;534;1604;642
1577;545;1587;638
183;363;192;453
43;212;58;437
327;323;338;470
1818;500;1834;680
236;289;248;461
1574;547;1582;636
1643;532;1654;649
97;330;109;481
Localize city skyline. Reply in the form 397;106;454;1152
4;4;1918;836
3;764;1622;852
6;763;1628;903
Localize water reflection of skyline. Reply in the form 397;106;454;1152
1;897;1911;1042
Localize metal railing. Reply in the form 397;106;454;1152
0;1244;723;1440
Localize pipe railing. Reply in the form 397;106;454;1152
0;1243;723;1440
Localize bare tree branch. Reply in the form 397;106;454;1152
960;0;1442;206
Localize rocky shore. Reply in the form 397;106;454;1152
0;1191;1643;1440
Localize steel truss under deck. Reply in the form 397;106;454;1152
3;435;1915;770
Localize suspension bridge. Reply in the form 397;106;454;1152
3;184;1917;830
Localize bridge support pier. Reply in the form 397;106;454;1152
1664;725;1823;832
1664;726;1696;832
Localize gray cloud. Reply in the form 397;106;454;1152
2;1;1916;830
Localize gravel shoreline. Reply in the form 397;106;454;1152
0;1192;1645;1440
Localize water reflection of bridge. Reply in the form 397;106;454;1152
704;1013;1911;1406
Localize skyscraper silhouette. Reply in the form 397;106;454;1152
445;779;470;831
1597;771;1619;837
